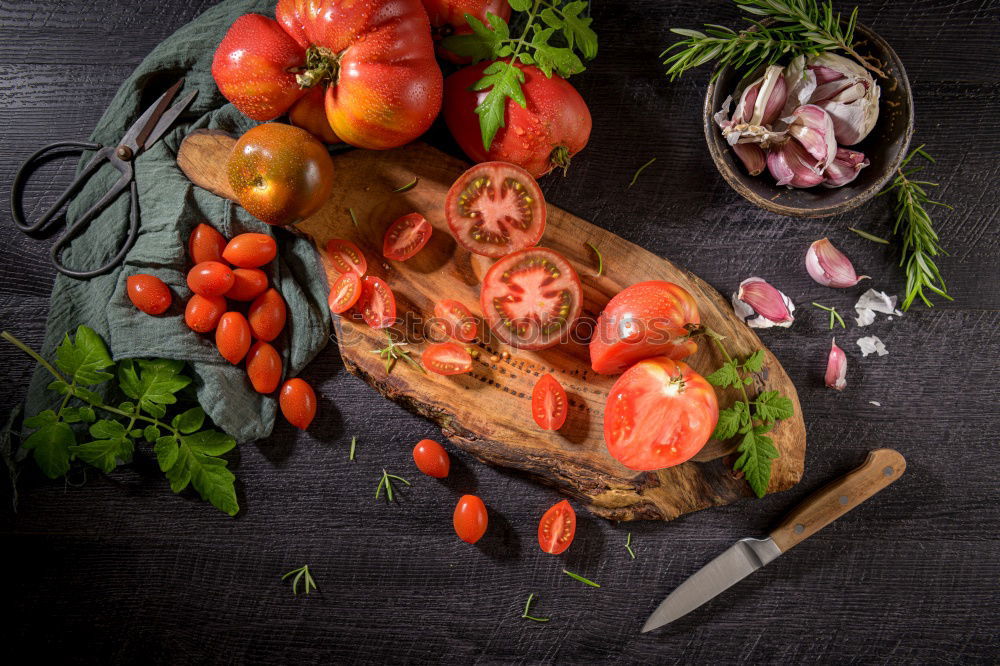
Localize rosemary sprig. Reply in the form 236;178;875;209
392;177;418;193
349;435;357;461
811;302;846;329
628;157;656;188
375;468;411;502
625;532;636;560
348;207;360;230
879;145;953;310
849;227;890;244
585;242;604;277
281;565;318;595
371;331;424;374
562;569;601;588
521;593;551;622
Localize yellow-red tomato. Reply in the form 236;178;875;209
246;341;282;393
184;294;227;333
279;378;316;430
412;439;450;478
216;312;252;364
126;274;172;315
248;288;287;341
289;88;340;144
187;261;234;297
226;268;269;301
188;223;227;265
222;233;278;268
453;494;488;544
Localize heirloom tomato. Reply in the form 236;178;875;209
126;275;172;315
288;88;340;144
421;0;511;63
538;499;576;555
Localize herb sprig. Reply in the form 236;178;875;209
281;565;318;595
442;0;598;151
371;331;424;375
811;302;846;329
2;327;239;515
375;468;411;502
521;592;551;622
562;569;600;587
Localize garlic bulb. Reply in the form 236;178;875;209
716;65;789;148
807;53;880;146
823;147;870;188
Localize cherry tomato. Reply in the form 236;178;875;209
538;499;576;555
184;294;227;333
216;312;252;364
328;271;362;315
248;288;287;341
279;378;316;430
445;161;546;258
223;233;278;268
325;238;367;276
422;0;511;63
227;123;334;226
288;88;340;144
226;268;269;302
126;274;171;315
187;261;235;297
433;299;477;343
383;213;432;261
590;281;701;375
480;247;582;350
357;277;396;329
604;358;719;471
188;223;227;265
445;60;592;177
412;438;450;478
246;341;282;394
453;494;488;544
532;373;568;430
422;342;473;375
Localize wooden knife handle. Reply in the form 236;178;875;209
769;448;906;552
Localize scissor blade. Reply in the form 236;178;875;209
641;537;781;633
142;89;197;151
119;79;184;153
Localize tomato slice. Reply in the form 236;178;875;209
445;161;546;258
325;238;368;276
422;342;473;375
604;358;719;471
480;247;582;350
532;373;568;430
383;213;432;261
433;299;478;343
538;499;576;555
328;271;361;314
357;276;396;328
590;281;701;375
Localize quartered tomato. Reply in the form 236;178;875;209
383;213;432;261
480;247;582;350
357;276;396;329
226;268;269;302
590;281;701;375
325;238;367;276
187;261;235;298
328;271;362;314
538;499;576;555
532;373;568;430
604;358;719;471
248;288;287;341
188;223;227;265
422;342;473;375
223;233;278;268
412;438;450;478
445;161;546;258
126;274;172;315
453;494;488;544
433;299;477;343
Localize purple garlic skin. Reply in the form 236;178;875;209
787;104;837;172
733;277;795;328
823;147;870;188
807;53;880;146
806;238;869;288
825;338;847;390
767;139;825;188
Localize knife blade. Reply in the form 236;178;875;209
642;448;906;633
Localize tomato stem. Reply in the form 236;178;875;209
549;145;572;176
296;46;339;89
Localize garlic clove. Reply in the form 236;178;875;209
732;277;795;328
734;65;787;127
788;105;837;172
732;142;766;176
767;139;825;188
805;238;869;288
825;338;847;390
823;147;870;188
807;53;880;146
778;55;818;123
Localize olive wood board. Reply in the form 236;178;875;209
178;131;805;521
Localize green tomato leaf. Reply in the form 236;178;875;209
711;403;746;441
183;430;236;457
154;435;180;472
473;60;526;151
23;410;58;429
539;7;563;29
508;0;532;11
74;387;103;405
165;443;193;492
558;1;598;60
175;407;206;435
161;434;239;516
753;391;794;423
70;437;133;473
89;419;126;440
189;454;239;517
144;425;161;443
61;408;84;424
706;360;742;389
47;380;71;395
23;422;75;478
742;350;765;374
441;12;508;62
118;358;191;416
55;325;114;385
80;407;96;423
734;428;779;498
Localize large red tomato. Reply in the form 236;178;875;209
604;358;718;471
590;281;701;375
444;60;592;177
421;0;511;63
213;0;442;150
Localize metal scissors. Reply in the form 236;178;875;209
10;79;197;279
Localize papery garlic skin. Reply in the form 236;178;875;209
778;56;818;122
807;53;881;146
767;139;825;188
788;104;837;172
823;147;870;188
806;238;869;288
825;338;847;390
732;277;795;329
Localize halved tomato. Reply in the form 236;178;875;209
357;276;396;328
383;213;432;261
328;271;362;314
445;161;546;258
538;499;576;555
433;299;478;343
532;373;568;430
480;247;582;350
590;281;701;375
604;358;718;471
422;342;473;375
325;238;367;276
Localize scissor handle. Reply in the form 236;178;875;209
10;140;104;234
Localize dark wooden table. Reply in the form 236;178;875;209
2;1;997;663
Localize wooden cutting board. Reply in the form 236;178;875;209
178;131;805;521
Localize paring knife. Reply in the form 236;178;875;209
642;448;906;632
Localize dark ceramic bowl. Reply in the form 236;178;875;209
704;23;913;218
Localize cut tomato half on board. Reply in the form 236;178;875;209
538;499;576;555
532;373;568;430
480;247;582;350
383;213;432;261
328;271;362;314
434;299;478;343
445;161;546;258
357;276;396;328
422;342;473;375
325;238;367;276
604;358;718;471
